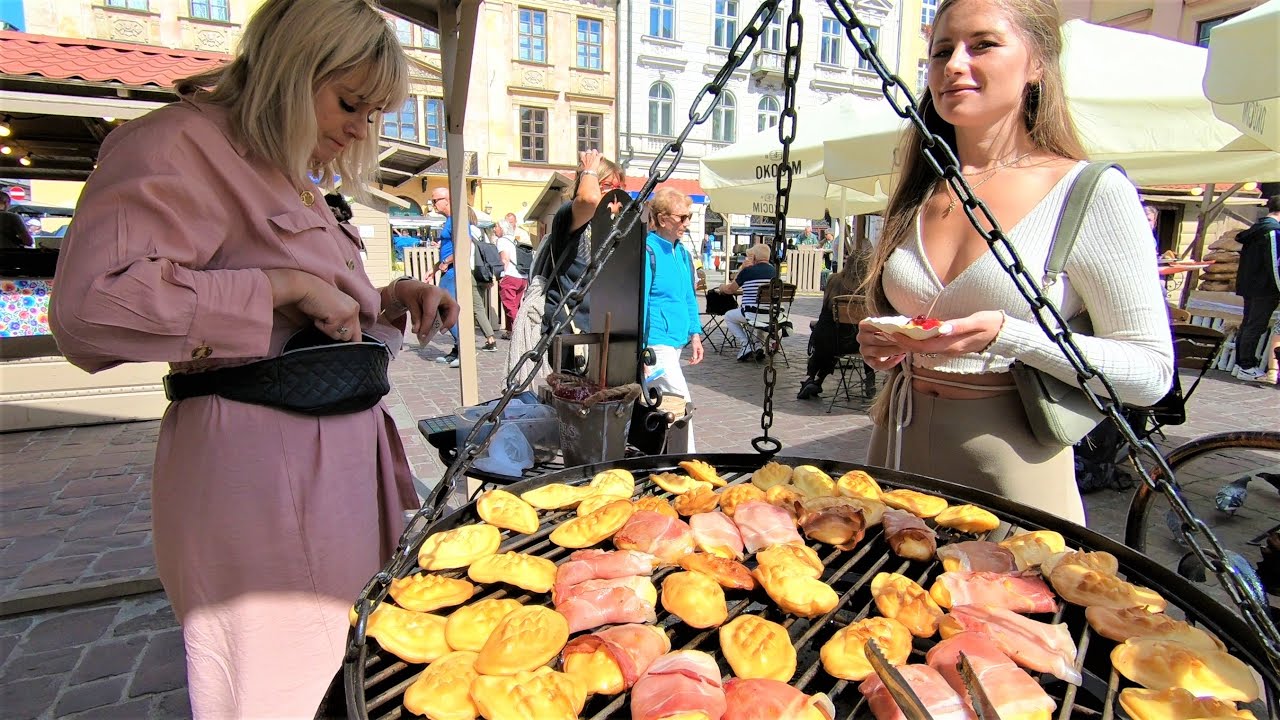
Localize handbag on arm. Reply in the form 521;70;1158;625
1009;161;1121;447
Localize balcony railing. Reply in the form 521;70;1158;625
749;49;786;82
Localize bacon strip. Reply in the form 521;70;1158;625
614;511;695;565
631;650;727;720
562;623;671;689
927;632;1056;719
945;605;1082;685
936;541;1018;573
556;585;656;634
733;501;804;554
689;511;745;559
724;678;834;720
859;664;976;720
936;571;1057;614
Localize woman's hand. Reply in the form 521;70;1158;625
689;335;704;365
580;148;602;174
857;310;1005;369
856;320;909;371
266;269;361;342
397;280;460;345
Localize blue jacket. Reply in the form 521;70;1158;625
644;231;700;348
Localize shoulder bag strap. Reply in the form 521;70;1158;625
1044;161;1122;286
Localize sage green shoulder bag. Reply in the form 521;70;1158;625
1010;161;1120;447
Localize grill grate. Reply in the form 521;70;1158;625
347;455;1279;719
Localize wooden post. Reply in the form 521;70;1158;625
1179;183;1244;309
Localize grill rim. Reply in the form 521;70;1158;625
344;452;1280;718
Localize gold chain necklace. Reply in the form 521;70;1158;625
943;150;1036;216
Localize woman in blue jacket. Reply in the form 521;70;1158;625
644;186;704;449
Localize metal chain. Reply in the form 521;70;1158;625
824;0;1280;667
346;0;784;660
752;0;801;456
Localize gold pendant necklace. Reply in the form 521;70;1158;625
942;150;1035;217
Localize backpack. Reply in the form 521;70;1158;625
515;242;535;276
473;239;505;284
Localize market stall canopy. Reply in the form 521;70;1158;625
1203;0;1280;151
823;20;1280;193
699;94;887;217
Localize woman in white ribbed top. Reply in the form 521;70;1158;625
856;0;1173;525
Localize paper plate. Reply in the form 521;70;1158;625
864;315;947;340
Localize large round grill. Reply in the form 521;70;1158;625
344;454;1279;719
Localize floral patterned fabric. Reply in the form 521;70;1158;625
0;278;52;337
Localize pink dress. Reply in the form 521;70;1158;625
50;100;419;718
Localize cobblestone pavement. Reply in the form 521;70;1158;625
1;296;1276;718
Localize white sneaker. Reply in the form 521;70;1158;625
449;357;461;368
1232;365;1266;380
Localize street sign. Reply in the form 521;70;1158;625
7;186;26;201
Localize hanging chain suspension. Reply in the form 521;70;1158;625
347;0;785;659
752;0;802;456
823;0;1280;666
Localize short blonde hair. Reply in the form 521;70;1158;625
649;185;692;217
177;0;408;202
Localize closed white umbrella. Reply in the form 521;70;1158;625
1204;0;1280;151
824;20;1280;191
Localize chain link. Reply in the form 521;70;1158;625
825;0;1280;668
346;1;782;660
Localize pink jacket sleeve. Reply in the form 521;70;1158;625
51;110;274;373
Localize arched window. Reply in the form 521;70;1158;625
712;91;736;143
757;96;780;132
648;82;674;136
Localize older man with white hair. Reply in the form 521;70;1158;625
719;243;776;361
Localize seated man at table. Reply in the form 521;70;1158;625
718;243;777;361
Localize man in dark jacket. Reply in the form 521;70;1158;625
1232;195;1280;382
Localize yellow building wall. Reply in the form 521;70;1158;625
1084;0;1262;43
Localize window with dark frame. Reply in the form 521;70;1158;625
425;98;445;148
518;7;547;63
761;12;782;51
576;17;603;70
757;95;779;132
520;106;548;162
820;17;842;65
649;0;674;39
713;0;738;48
856;25;879;71
648;82;673;136
1196;14;1238;48
576;113;603;152
381;97;419;142
921;0;937;28
190;0;228;21
107;0;150;10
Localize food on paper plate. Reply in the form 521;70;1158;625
880;488;949;518
723;678;836;720
719;483;767;517
933;504;1000;533
719;615;797;682
836;469;884;500
858;664;974;720
882;508;937;561
794;499;866;550
590;468;636;497
678;552;756;591
998;530;1066;570
733;500;805;553
633;495;680;518
650;472;709;496
688;511;745;559
791;465;837;497
936;540;1018;574
351;602;450;665
1084;605;1224;651
871;572;944;638
613;510;696;564
662;570;728;628
679;459;728;487
1118;687;1257;720
550;498;635;548
521;482;592;510
418;523;502;571
674;486;721;516
941;604;1082;685
444;598;523;652
926;632;1056;720
474;605;570;675
467;551;557;594
402;650;479;720
387;572;476;613
476;489;540;534
864;314;949;340
751;461;794;491
928;570;1057;614
820;616;912;681
561;623;671;696
630;650;728;720
577;493;631;517
1111;638;1260;703
471;666;587;720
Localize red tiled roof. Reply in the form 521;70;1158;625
625;177;706;199
0;31;228;89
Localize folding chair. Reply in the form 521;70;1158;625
826;294;876;413
701;288;739;354
745;282;797;366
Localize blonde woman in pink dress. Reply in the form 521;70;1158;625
50;1;459;716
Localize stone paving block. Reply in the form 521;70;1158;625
127;628;186;697
6;645;84;678
21;606;120;655
112;603;176;637
0;633;17;667
54;676;129;717
70;635;148;684
92;547;158;574
15;555;97;591
68;696;154;719
57;475;141;501
0;674;62;719
0;535;63;565
151;689;192;719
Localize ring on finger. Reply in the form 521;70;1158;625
337;326;350;336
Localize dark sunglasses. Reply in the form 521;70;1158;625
667;213;693;223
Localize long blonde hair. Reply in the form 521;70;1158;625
861;0;1085;314
176;0;408;202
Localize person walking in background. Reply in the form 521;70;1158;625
644;186;704;450
494;223;527;336
430;186;462;366
1231;194;1280;383
47;1;460;714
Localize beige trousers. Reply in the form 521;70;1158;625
868;377;1085;526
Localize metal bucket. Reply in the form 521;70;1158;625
551;394;635;467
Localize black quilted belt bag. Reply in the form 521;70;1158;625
163;327;392;416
